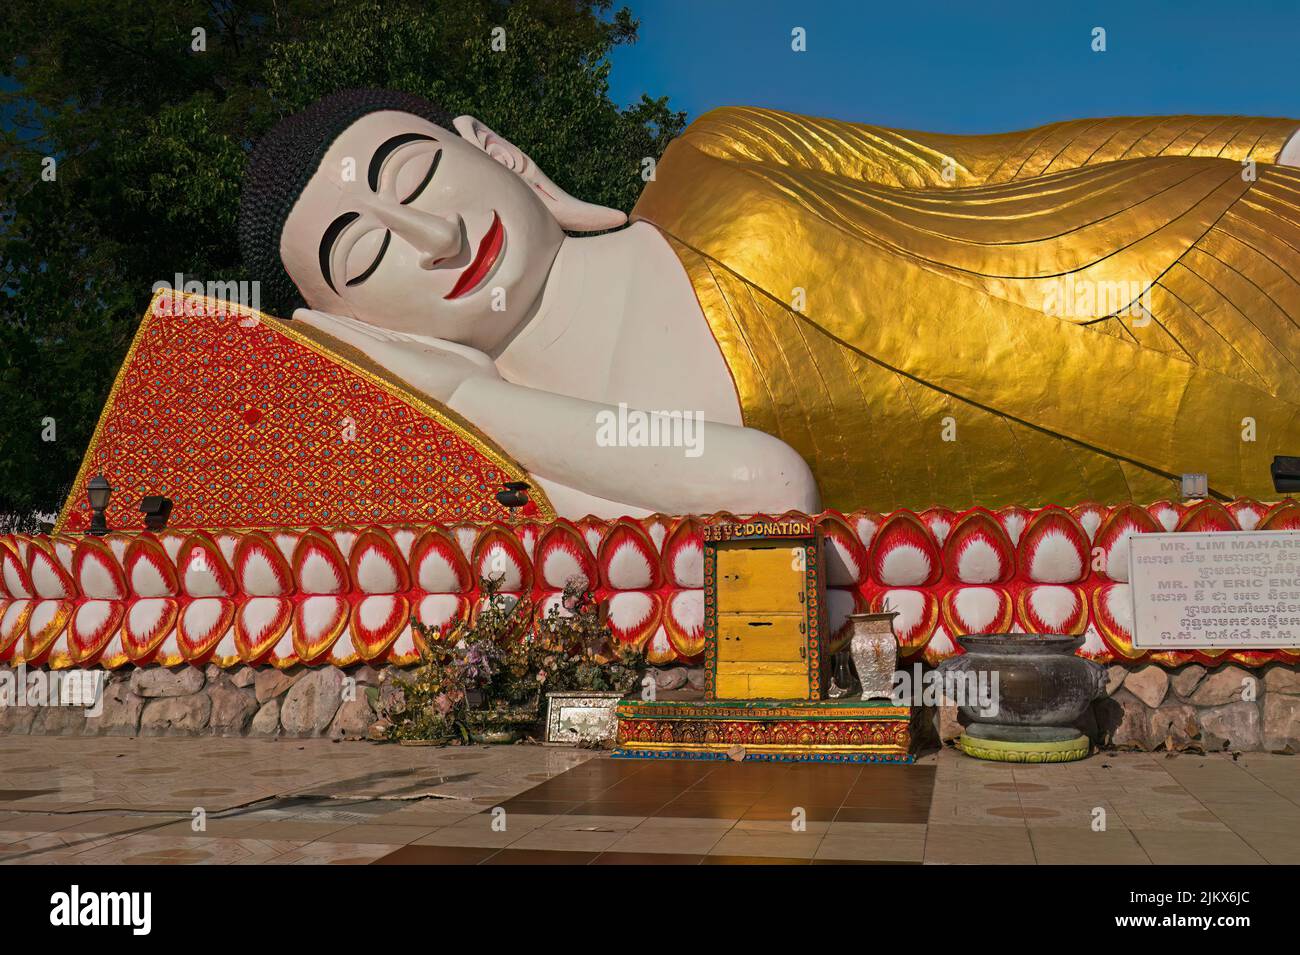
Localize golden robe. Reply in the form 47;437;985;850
632;108;1300;511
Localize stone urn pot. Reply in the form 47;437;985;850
936;633;1106;762
847;612;899;701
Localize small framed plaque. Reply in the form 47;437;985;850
544;691;625;745
1128;530;1300;649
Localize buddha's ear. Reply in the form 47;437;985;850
453;115;628;232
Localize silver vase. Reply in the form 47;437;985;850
848;612;899;701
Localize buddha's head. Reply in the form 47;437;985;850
238;89;625;349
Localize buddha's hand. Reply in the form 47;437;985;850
292;309;499;403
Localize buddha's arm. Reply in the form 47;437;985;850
293;309;498;402
447;376;820;515
293;309;819;514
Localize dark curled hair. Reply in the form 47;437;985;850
237;88;457;315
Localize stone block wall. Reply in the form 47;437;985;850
0;664;391;739
935;661;1300;753
7;660;1300;751
1097;662;1300;753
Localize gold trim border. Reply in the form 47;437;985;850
618;704;912;720
618;741;910;755
56;291;552;532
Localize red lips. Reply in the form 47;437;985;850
444;212;504;300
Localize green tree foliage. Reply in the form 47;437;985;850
0;0;684;528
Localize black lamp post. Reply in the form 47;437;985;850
86;475;113;537
495;481;531;517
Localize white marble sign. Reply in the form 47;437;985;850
1129;531;1300;649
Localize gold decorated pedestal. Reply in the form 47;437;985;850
614;697;914;763
616;520;913;762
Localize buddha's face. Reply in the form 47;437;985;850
280;110;564;350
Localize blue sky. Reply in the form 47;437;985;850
606;0;1300;133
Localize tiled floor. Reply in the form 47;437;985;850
367;756;934;864
1;736;1299;864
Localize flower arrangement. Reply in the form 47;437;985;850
378;573;645;743
534;574;647;694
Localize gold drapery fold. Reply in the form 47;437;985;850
634;108;1300;510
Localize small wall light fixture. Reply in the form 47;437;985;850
1179;473;1208;501
86;475;113;537
1271;456;1300;494
139;496;174;531
495;481;531;516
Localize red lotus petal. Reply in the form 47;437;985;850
350;526;410;594
920;506;957;546
73;538;128;600
1260;499;1300;530
1092;504;1160;583
818;511;868;586
235;531;295;596
178;532;236;597
0;599;33;659
661;516;705;589
868;511;941;587
409;526;472;594
1018;507;1089;584
472;524;533;593
0;537;32;599
1146;499;1181;532
1017;584;1088;634
26;540;74;599
1069;502;1109;542
290;595;346;664
293;530;350;595
122;597;179;663
577;516;610;556
870;587;938;657
178;597;236;663
124;537;179;597
598;519;661;591
23;598;74;665
534;520;596;590
349;594;409;662
997;505;1033;547
943;508;1015;584
1176;499;1238;532
941;585;1014;636
663;589;704;658
1086;587;1149;660
607;590;662;650
1227;498;1266;531
68;599;125;664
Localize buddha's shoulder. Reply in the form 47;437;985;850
673;108;1300;188
674;106;913;178
684;105;886;140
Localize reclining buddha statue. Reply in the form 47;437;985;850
238;88;1300;519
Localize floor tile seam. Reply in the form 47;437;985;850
1027;825;1155;864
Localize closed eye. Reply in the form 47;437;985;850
400;150;441;205
345;230;392;287
319;211;361;293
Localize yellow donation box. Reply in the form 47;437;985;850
703;519;827;701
